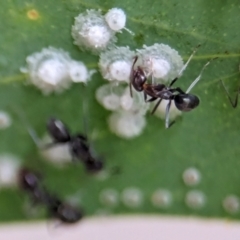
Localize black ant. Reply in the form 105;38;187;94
220;80;240;108
130;45;213;128
46;118;103;173
19;168;83;224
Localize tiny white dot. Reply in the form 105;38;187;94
223;195;240;214
0;154;21;188
0;111;12;129
121;187;143;208
183;167;201;186
151;189;172;208
185;190;206;209
99;189;119;207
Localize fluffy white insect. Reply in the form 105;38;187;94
105;8;134;35
151;189;172;208
0;154;21;188
99;188;119;207
223;195;240;214
67;60;89;83
108;111;146;139
96;83;149;115
0;111;12;129
95;83;125;111
40;135;72;166
153;99;182;121
21;47;89;94
136;43;184;83
99;46;135;82
121;187;143;208
182;167;201;186
185;190;206;209
72;10;116;54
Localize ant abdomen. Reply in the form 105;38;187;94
174;94;200;112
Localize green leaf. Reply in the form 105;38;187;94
0;0;240;222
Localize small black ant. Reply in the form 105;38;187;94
19;168;83;224
220;79;240;108
46;118;103;173
130;45;213;128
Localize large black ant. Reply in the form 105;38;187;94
130;45;213;128
46;118;103;173
19;168;83;224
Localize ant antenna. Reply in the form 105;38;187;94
169;44;201;87
185;59;212;93
130;56;138;97
220;79;240;108
11;106;43;148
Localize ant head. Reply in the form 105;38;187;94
130;57;147;91
57;203;83;223
47;118;71;143
174;93;200;112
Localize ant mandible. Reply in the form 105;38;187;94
46;118;103;173
19;168;83;224
130;45;212;128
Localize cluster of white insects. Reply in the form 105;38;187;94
21;7;211;139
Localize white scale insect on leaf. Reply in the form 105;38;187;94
72;9;117;54
137;43;184;84
21;47;89;94
105;8;134;35
99;46;135;82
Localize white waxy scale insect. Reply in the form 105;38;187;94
72;9;116;54
0;154;21;188
121;187;143;208
185;190;206;209
105;8;134;35
223;195;240;214
0;111;12;129
182;167;201;186
108;111;146;139
99;189;119;207
21;47;89;94
99;46;135;82
151;189;172;208
136;43;184;83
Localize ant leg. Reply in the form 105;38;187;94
220;80;239;108
147;97;158;102
151;98;163;115
165;100;174;128
11;106;43;148
186;58;213;93
169;44;201;87
129;56;138;97
174;87;185;94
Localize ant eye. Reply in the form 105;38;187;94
137;43;183;83
99;46;135;82
21;47;89;94
72;9;117;54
